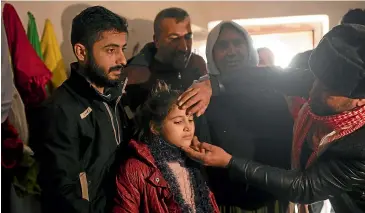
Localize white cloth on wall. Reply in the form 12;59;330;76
2;19;14;123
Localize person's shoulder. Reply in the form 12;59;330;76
40;87;83;119
325;126;365;160
117;156;151;185
190;54;208;75
340;126;365;149
191;53;206;63
123;156;150;171
126;65;151;85
42;81;73;103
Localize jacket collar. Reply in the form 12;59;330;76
129;139;158;169
67;62;123;103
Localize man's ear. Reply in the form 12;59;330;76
150;121;160;135
153;34;159;48
74;43;87;62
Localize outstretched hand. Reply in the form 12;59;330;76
181;137;232;168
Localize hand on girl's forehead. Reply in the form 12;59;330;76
166;104;193;120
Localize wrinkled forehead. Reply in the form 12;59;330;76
159;17;192;37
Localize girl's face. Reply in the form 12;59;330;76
160;105;195;148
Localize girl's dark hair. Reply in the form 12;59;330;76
135;80;182;141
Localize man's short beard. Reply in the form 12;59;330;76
155;44;191;70
83;52;123;88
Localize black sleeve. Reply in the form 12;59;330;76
220;66;315;98
38;105;90;213
228;156;365;204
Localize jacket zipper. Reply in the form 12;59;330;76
103;96;121;145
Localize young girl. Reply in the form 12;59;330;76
112;82;219;213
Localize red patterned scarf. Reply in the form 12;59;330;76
291;103;365;213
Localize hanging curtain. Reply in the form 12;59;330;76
41;19;67;91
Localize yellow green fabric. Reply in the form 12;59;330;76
41;19;67;90
27;12;43;60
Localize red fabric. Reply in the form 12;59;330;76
113;139;219;213
292;103;365;169
2;3;52;107
1;119;24;169
292;103;365;213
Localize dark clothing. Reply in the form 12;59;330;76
218;66;315;99
205;66;314;211
206;78;294;210
228;126;365;213
288;50;312;70
308;24;365;99
35;63;131;213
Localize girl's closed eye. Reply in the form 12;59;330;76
174;120;183;124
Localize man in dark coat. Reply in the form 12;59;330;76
35;6;132;213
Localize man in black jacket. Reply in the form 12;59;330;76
36;6;131;213
182;24;365;213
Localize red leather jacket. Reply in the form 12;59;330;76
112;139;220;213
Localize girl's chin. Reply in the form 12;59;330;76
178;140;193;148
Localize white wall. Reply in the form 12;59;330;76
2;1;364;66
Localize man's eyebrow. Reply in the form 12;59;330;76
103;43;120;48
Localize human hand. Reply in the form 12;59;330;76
181;137;232;168
177;79;212;117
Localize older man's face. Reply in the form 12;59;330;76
213;25;249;73
309;79;359;116
154;17;193;70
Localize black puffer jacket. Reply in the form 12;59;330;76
228;126;365;213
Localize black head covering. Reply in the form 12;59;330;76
309;24;365;98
